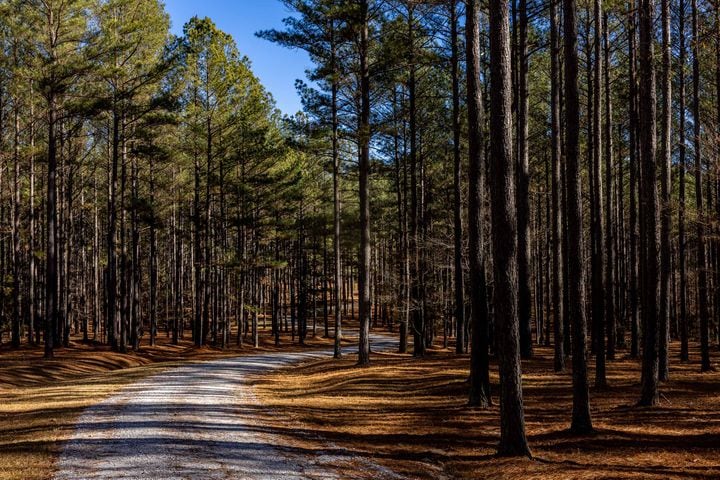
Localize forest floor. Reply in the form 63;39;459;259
0;329;343;480
3;330;720;480
256;341;720;479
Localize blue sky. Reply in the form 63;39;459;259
164;0;311;115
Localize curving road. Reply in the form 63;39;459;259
53;335;399;480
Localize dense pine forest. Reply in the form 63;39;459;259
1;0;720;478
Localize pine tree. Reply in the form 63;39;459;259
466;0;491;408
550;0;565;373
638;0;661;405
19;0;95;358
356;0;372;365
488;0;531;456
565;0;594;433
659;0;672;380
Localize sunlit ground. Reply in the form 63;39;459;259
3;327;719;480
0;346;162;480
257;342;720;479
0;326;340;480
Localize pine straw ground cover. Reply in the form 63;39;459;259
255;342;720;479
0;330;339;480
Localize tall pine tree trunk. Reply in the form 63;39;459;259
592;0;607;388
678;0;689;361
331;20;343;359
692;0;712;372
407;5;425;358
488;0;531;455
357;0;371;365
29;85;36;345
11;98;21;348
45;93;58;359
628;2;640;359
550;0;565;372
638;0;661;405
450;0;466;355
603;11;616;362
467;0;491;408
565;0;594;433
516;0;533;359
659;0;672;380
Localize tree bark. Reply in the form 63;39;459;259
678;0;689;362
550;0;565;372
450;0;466;355
467;0;492;408
659;0;672;380
565;0;594;433
407;4;425;358
692;0;712;372
603;11;616;362
45;93;58;359
592;0;607;388
638;0;661;405
357;0;371;365
11;96;21;348
488;0;531;456
331;18;343;359
628;1;640;359
516;0;533;359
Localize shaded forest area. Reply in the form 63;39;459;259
259;344;720;478
1;0;720;473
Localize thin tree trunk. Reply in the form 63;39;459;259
331;19;343;359
488;0;531;455
565;0;594;433
149;161;158;347
357;0;371;365
517;0;533;359
407;4;425;358
467;0;492;408
550;0;565;372
29;83;36;345
628;2;640;359
678;0;689;361
603;11;616;362
450;0;466;355
692;0;712;372
593;0;607;388
659;0;672;380
45;93;58;359
11;96;21;348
